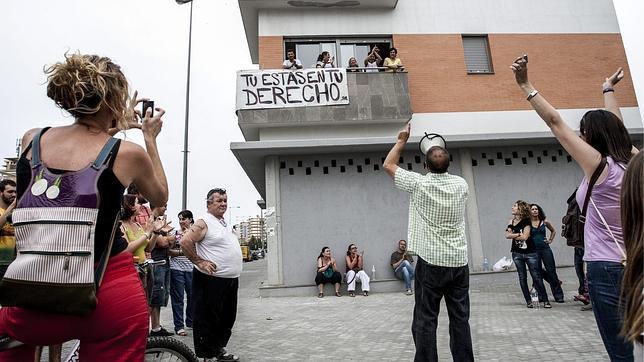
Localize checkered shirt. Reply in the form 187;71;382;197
394;167;469;267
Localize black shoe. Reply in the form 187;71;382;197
543;302;552;309
526;303;534;309
150;327;174;337
217;348;239;361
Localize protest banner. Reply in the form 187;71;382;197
236;68;349;110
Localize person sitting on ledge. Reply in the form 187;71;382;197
391;239;414;295
345;243;370;297
315;246;342;297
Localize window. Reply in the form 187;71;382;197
284;38;392;69
462;35;493;74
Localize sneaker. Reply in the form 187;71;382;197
217;348;239;361
526;302;534;309
349;291;355;297
405;289;413;295
150;327;173;337
580;303;593;311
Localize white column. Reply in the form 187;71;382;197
458;148;484;271
265;156;284;285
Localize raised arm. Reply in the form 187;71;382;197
511;55;602;179
603;68;624;121
383;123;410;178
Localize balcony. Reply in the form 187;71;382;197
236;71;412;141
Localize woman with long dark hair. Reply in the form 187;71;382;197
529;204;564;303
620;151;643;359
314;246;341;297
345;243;370;297
512;57;636;360
505;200;550;308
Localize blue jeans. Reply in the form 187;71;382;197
536;247;564;301
587;261;634;361
170;269;193;332
574;247;586;295
412;259;473;362
149;264;170;307
394;260;415;289
512;252;548;304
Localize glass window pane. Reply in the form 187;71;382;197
296;43;321;69
355;45;370;66
340;44;355;68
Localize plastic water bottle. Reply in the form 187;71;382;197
531;288;540;309
483;258;489;271
371;265;376;280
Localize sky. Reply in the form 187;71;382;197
1;1;642;228
0;0;260;226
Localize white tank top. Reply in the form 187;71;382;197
196;213;242;278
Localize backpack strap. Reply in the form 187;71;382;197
29;127;52;168
94;210;120;289
580;157;607;224
92;137;119;170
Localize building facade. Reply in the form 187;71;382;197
233;0;642;295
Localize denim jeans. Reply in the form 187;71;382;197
170;269;193;332
412;259;473;362
536;247;564;301
574;247;586;295
587;261;634;361
512;252;548;304
394;260;415;289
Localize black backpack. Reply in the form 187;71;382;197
561;158;607;248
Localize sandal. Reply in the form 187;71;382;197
349;291;355;297
317;292;324;298
363;291;369;297
176;329;187;336
335;291;341;297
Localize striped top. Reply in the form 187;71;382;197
394;167;469;267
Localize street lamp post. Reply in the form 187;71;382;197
176;0;193;210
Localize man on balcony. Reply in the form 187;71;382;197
282;49;303;70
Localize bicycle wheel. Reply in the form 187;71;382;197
145;336;198;362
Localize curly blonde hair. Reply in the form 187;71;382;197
45;52;130;130
515;200;531;220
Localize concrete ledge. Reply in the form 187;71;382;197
259;278;409;298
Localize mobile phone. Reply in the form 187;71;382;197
142;100;154;119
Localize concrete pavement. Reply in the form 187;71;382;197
162;258;610;361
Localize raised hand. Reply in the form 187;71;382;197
142;106;165;139
398;123;411;143
510;55;529;85
603;67;624;89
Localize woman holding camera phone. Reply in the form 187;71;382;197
511;55;636;360
0;53;169;361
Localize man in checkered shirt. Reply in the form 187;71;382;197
384;123;473;362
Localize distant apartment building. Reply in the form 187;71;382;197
232;0;642;295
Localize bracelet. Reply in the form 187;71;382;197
144;232;151;239
526;90;539;101
603;88;614;94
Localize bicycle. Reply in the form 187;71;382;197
0;260;198;362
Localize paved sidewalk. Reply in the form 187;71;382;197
162;259;610;361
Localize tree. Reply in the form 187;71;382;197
249;236;262;250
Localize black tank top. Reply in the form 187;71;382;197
16;133;128;261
